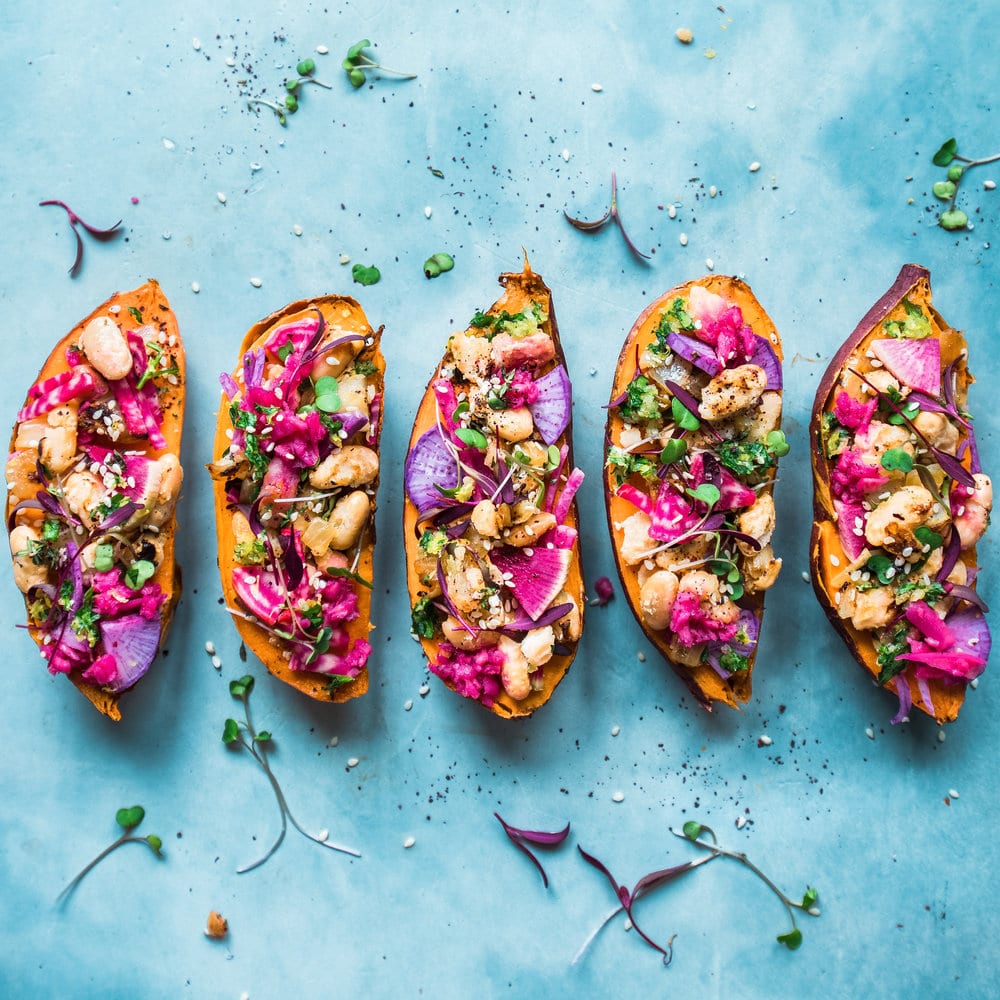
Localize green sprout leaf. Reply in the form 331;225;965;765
688;483;721;506
765;429;790;457
347;39;370;61
229;674;255;698
116;805;145;830
313;375;342;413
222;718;240;744
93;543;115;573
932;180;956;202
351;263;381;286
671;396;700;431
296;58;316;77
914;525;943;550
682;820;704;840
932;138;958;167
880;448;913;473
939;209;969;230
660;438;688;465
802;887;819;909
456;427;488;450
777;928;803;950
256;730;272;743
145;835;163;854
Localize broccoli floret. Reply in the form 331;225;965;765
419;530;449;556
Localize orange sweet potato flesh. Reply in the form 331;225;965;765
810;264;981;723
604;275;784;711
402;260;586;718
211;296;383;703
6;280;185;721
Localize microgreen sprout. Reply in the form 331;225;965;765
423;252;455;278
39;200;123;277
247;98;288;126
223;674;360;873
931;138;1000;230
57;805;163;905
590;576;615;607
494;812;570;888
342;39;417;88
351;263;381;286
564;171;651;261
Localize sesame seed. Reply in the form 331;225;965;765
938;730;947;743
949;788;959;799
419;684;430;697
668;204;677;219
637;651;646;662
424;206;432;218
404;699;413;711
403;836;416;849
591;83;603;92
709;186;717;198
212;656;222;670
801;570;810;582
347;757;359;768
293;224;303;236
829;554;840;566
329;736;339;747
317;829;329;842
192;37;201;50
250;277;262;288
562;148;571;161
985;180;996;191
611;791;625;803
611;725;621;737
749;161;761;172
679;233;689;246
217;192;227;204
865;726;875;740
758;734;773;747
736;815;747;829
316;44;329;55
706;258;714;270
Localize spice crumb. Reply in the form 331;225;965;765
611;791;625;803
205;910;228;939
403;835;416;849
758;734;773;747
704;47;716;59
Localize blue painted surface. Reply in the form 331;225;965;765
1;2;997;997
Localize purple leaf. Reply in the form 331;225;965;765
936;528;962;583
436;559;477;635
99;500;141;531
946;583;989;613
497;602;573;636
495;813;569;889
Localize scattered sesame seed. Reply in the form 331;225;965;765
829;554;840;567
250;277;262;288
339;254;351;265
591;83;603;92
679;233;688;246
250;162;262;172
404;699;413;711
562;148;571;161
419;684;430;697
709;185;718;198
736;815;747;829
205;641;216;655
801;570;810;583
865;726;875;740
747;102;757;110
706;258;714;270
162;138;176;151
637;651;646;662
225;56;236;67
611;791;625;803
347;757;360;768
758;734;773;747
611;725;621;737
949;788;959;799
938;730;947;743
668;204;677;219
161;231;171;241
317;829;329;842
403;836;416;849
212;656;222;670
985;180;996;191
217;192;227;204
329;736;339;747
316;44;329;55
293;224;303;236
424;206;432;218
192;37;201;50
749;161;761;172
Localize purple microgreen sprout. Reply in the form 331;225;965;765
675;822;820;950
223;674;360;873
564;171;651;261
39;200;123;277
494;812;570;888
57;805;163;906
590;575;615;607
342;39;417;88
931;138;1000;230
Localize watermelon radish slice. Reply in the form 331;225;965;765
527;364;571;445
870;338;941;396
99;612;163;693
85;446;157;502
16;368;106;423
490;545;573;621
833;498;868;561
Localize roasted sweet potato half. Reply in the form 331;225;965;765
604;275;785;711
210;297;383;703
810;264;991;724
402;259;585;718
6;281;185;720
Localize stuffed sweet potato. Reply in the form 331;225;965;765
402;258;585;718
6;281;185;720
810;264;991;723
210;297;383;703
604;276;786;711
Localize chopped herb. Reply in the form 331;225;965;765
651;297;695;353
719;649;750;673
821;412;851;458
456;427;488;450
124;559;156;591
93;493;129;524
606;446;658;485
895;579;946;605
276;341;294;363
128;306;144;324
876;623;911;684
234;537;268;566
865;554;896;586
70;589;100;646
619;376;661;424
718;439;772;478
914;525;943;550
136;340;180;390
410;596;441;639
419;529;448;556
351;359;378;376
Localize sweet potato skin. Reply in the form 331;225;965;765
809;264;979;723
402;262;586;719
604;275;784;711
211;296;382;704
6;281;185;721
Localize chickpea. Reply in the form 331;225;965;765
63;470;104;528
309;446;379;489
504;510;557;547
471;500;502;538
488;407;534;443
326;490;371;551
10;524;51;592
742;544;782;594
441;617;500;651
146;454;183;528
618;511;656;566
444;561;487;614
497;635;532;700
639;570;679;631
837;584;895;630
736;494;776;554
521;626;555;668
864;485;935;552
913;411;959;453
953;474;993;550
80;316;133;380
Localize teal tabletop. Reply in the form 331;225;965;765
1;2;997;998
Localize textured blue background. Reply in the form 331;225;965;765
1;2;997;997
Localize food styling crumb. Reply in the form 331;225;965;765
403;836;416;848
758;735;773;747
205;910;228;939
676;27;694;44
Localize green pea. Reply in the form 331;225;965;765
296;58;316;77
423;257;442;278
939;209;969;230
285;78;300;93
348;67;366;88
285;95;299;113
431;252;455;272
947;164;964;182
932;180;956;201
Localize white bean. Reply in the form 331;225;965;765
80;316;133;380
